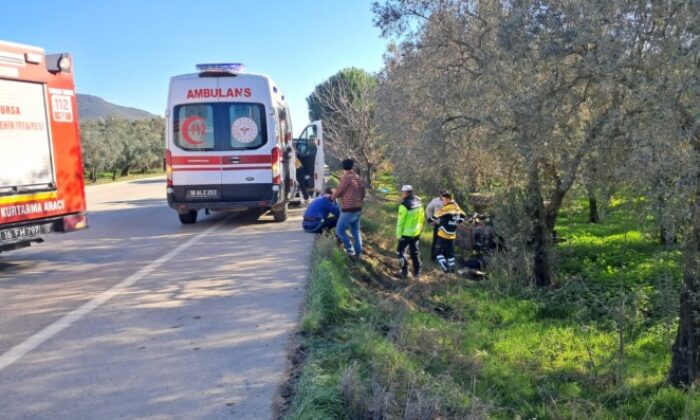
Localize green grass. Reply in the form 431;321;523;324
287;191;700;419
87;170;164;185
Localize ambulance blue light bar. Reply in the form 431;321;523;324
196;63;246;73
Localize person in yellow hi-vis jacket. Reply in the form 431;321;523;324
431;191;466;273
396;185;425;279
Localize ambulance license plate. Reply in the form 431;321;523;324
0;223;50;242
186;188;220;200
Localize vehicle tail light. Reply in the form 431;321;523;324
63;214;88;232
165;150;173;187
271;146;281;184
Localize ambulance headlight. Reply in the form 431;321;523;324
58;56;71;72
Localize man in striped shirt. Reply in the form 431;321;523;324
331;159;366;258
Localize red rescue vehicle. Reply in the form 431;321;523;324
0;40;87;253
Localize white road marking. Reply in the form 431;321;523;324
0;218;228;373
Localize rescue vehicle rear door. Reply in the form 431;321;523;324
0;78;55;194
298;121;324;195
170;77;222;195
217;77;274;204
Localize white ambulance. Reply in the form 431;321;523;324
165;63;300;224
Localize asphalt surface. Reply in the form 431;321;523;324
0;177;313;419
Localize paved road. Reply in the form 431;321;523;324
0;177;313;419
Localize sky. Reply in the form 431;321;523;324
0;0;388;132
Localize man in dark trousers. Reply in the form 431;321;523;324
295;154;309;202
302;188;339;233
396;185;425;279
425;190;445;261
331;159;366;258
431;192;466;273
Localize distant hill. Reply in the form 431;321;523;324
77;94;158;121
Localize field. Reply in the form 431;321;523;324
285;185;700;419
87;170;164;185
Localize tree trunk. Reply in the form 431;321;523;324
532;215;554;287
669;184;700;387
660;226;667;245
364;163;374;190
588;188;600;223
527;164;554;287
669;131;700;387
120;165;131;177
659;195;669;245
659;196;678;245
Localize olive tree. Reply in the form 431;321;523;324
374;0;633;286
375;0;700;386
80;116;165;182
627;0;700;387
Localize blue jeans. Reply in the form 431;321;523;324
336;211;362;255
302;216;337;234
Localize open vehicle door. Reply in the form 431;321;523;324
295;120;324;196
310;121;325;195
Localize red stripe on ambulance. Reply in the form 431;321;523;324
222;166;270;171
171;155;272;165
171;156;221;165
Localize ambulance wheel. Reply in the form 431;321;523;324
178;210;198;224
272;204;288;222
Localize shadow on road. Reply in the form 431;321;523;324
126;178;166;185
0;204;310;418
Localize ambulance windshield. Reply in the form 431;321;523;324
174;104;215;151
173;103;266;151
228;104;264;149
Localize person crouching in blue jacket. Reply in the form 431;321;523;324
302;188;340;234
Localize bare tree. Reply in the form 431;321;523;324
307;68;384;188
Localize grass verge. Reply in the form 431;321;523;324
285;188;700;419
86;171;165;185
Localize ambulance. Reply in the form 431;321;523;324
0;40;87;253
166;63;301;223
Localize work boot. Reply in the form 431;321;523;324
436;256;448;272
